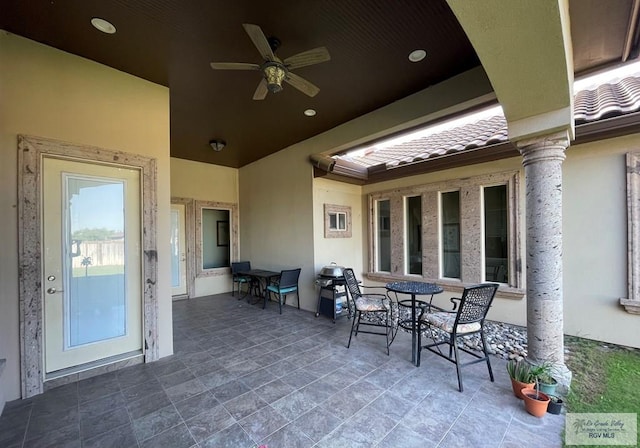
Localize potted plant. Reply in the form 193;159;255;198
521;376;550;417
530;362;558;396
506;359;534;400
536;371;558;396
547;395;564;415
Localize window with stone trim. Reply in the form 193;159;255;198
368;171;523;292
195;200;239;278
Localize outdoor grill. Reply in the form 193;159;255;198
315;263;350;321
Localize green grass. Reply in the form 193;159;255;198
564;336;640;447
72;265;124;277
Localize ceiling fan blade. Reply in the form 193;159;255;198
253;79;268;100
210;62;260;71
283;47;331;70
242;23;275;61
285;72;320;97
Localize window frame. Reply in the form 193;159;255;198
482;183;511;284
324;203;352;238
622;152;640;314
371;197;392;273
195;200;238;278
367;171;523;296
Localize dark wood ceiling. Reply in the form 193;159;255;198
1;0;638;168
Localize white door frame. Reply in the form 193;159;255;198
171;197;195;299
18;135;160;398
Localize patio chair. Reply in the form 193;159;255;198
417;283;499;392
265;268;301;314
343;268;394;355
231;261;254;299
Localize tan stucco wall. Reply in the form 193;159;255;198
170;157;239;296
312;178;364;275
0;31;172;400
563;134;639;348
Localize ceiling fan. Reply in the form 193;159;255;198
210;24;331;100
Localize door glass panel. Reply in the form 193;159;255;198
66;176;126;347
170;209;181;288
441;191;461;279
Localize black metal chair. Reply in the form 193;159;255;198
417;283;499;392
343;268;394;355
231;261;253;299
265;268;301;314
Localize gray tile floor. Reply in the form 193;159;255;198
0;293;565;447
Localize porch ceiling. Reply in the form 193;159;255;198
1;0;638;168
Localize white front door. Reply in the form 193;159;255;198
42;157;143;373
171;203;187;297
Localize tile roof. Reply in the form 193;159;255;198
340;76;640;169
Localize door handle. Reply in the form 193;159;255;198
46;287;63;294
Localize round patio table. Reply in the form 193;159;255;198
386;281;443;365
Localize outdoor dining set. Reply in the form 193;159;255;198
231;261;499;393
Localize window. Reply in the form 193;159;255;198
622;152;640;314
441;191;461;279
367;171;522;294
329;212;346;230
484;185;508;283
406;196;422;275
202;209;230;269
376;199;391;272
324;204;352;238
195;200;238;277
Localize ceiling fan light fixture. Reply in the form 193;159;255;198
408;49;427;62
304;109;316;117
91;17;116;34
264;63;286;93
209;139;226;152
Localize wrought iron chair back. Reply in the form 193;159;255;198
342;268;362;301
454;283;498;326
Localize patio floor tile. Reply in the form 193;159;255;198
1;292;566;447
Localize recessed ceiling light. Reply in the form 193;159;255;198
304;109;317;117
408;49;427;63
91;17;116;34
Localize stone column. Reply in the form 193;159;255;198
517;131;572;388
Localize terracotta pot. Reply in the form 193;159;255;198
522;388;550;417
510;378;534;399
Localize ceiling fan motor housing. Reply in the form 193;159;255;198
263;61;287;93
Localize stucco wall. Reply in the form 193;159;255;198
312;178;364;275
0;32;172;400
170;157;239;296
563;134;639;348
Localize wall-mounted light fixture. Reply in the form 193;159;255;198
209;139;226;152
